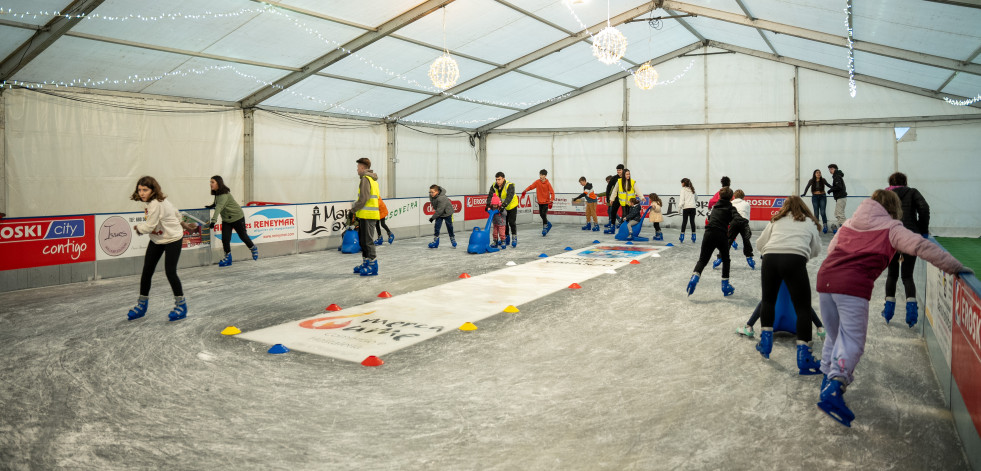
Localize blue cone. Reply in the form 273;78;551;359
564;247;573;251
593;240;601;244
666;243;674;247
625;241;633;245
539;253;548;258
268;344;289;354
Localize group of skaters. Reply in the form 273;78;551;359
125;158;973;428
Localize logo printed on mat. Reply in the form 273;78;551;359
298;311;376;329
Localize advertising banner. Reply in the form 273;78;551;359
464;194;489;221
422;196;464;223
0;215;95;270
745;196;786;221
952;279;981;434
297;202;351;240
94;210;211;261
215;205;297;245
925;263;956;366
383;198;422;229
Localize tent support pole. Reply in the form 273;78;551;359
794;67;801;194
243;108;255;204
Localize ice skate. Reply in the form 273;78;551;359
167;297;187;322
797;343;821;375
582;222;591;231
817;327;826;339
746;257;756;270
721;279;735;297
817;377;854;427
451;237;457;248
354;258;367;274
823;225;828;234
732;241;738;250
251;246;259;261
881;297;896;324
388;233;395;244
359;259;378;277
218;253;232;267
691;233;696;243
756;329;773;359
127;297;149;321
505;234;511;247
428;237;439;249
653;231;663;241
906;299;918;328
543;221;552;236
373;235;383;246
591;225;599;231
679;232;685;244
604;226;615;234
736;326;754;338
686;273;699;296
511;235;517;248
712;257;723;269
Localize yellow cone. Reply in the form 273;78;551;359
221;326;241;335
459;322;478;331
503;305;520;313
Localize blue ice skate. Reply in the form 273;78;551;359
756;330;773;359
817;378;854;427
712;257;723;269
592;225;600;231
653;232;663;241
582;222;591;231
511;235;517;248
373;235;384;246
218;253;232;267
732;241;738;250
691;233;696;243
797;344;821;375
881;298;896;324
354;258;367;274
359;259;378;277
168;298;187;321
721;279;735;297
428;237;439;249
388;233;395;244
451;237;457;248
686;274;700;296
127;298;148;321
906;300;918;328
543;221;552;236
251;246;259;261
678;233;685;244
746;257;756;270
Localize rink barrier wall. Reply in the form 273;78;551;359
916;236;981;470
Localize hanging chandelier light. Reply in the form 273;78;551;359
634;62;658;90
592;25;627;65
429;7;459;90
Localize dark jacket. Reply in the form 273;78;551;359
430;186;453;219
706;198;738;233
624;203;642;222
801;177;831;196
486;181;516;210
829;170;847;200
890;186;930;235
605;175;621;204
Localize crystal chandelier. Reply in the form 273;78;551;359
633;62;658;90
429;53;460;90
592;25;628;65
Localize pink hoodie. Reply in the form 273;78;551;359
817;199;964;299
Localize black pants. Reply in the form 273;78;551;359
358;218;376;260
140;239;183;297
538;204;549;226
885;252;918;299
681;208;696;233
652;222;661;232
434;216;455;238
747;302;823;328
727;220;754;257
504;208;517;236
608;201;620;226
693;229;730;278
375;218;392;237
221;217;254;254
760;253;812;342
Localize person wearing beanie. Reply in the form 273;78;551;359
489;193;507;249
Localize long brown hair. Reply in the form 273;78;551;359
130;176;166;202
871;189;903;220
772;195;820;231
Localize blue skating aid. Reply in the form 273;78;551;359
538;253;548;258
564;247;573;251
773;282;797;334
340;228;360;254
665;243;674;247
268;344;289;354
593;240;600;244
614;207;651;242
467;210;499;254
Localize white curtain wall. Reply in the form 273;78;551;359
395;125;479;197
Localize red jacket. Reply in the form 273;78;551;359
817;199;963;299
522;179;554;205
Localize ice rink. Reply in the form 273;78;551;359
0;223;969;470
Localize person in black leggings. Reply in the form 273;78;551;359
687;187;737;296
679;178;697;243
127;176;187;322
882;171;931;327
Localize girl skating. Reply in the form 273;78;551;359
127;176;187;322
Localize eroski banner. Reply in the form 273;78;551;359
1;216;96;270
238;244;668;363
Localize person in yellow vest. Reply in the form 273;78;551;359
352;157;380;276
614;169;639;227
485;171;520;247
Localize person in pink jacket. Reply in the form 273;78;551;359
815;190;972;427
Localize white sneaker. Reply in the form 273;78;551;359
736;326;755;338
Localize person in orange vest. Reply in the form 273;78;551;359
373;198;395;245
521;169;555;237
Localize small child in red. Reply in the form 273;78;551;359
490;194;507;249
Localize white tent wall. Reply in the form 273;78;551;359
393;125;480;198
498;81;625;130
252;111;386;203
2;89;243;217
551;131;624;193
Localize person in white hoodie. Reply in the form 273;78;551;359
678;178;698;243
127;176;187;322
728;190;756;268
753;195;823;376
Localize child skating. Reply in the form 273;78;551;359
815;190;970;427
521;169;555;236
208;175;258;267
490;194;507;249
686;187;737;297
714;189;755;269
679;178;697;243
572;177;600;231
648;193;663;241
428;184;456;248
127;176;187;322
373;198;395;245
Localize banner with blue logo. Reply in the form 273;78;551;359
213;205;298;245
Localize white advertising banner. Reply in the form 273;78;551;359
238;244;669;363
421;196;465;225
95;210;210;261
383;198;423;229
925;263;955;367
215;205;297;245
296;202;352;240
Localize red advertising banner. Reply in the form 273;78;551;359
952;278;981;434
464;194;489;221
746;196;786;221
0;216;96;270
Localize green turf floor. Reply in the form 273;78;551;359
935;237;981;275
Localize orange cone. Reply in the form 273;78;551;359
630;260;640;264
378;291;393;298
325;304;342;311
569;283;582;289
361;355;384;367
459;273;471;279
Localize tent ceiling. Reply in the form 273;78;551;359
1;0;979;129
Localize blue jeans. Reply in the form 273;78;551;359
811;195;828;226
434;217;454;238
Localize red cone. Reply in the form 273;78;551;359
325;304;342;311
630;260;640;264
378;291;393;298
459;273;471;279
569;283;582;289
361;355;384;367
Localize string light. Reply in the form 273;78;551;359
845;0;856;98
633;62;658;90
944;94;981;106
592;26;628;65
429;7;460;90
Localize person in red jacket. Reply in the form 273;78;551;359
522;169;555;237
815;189;971;427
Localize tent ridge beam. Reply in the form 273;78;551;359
732;0;780;56
0;0;107;81
390;2;657;122
239;0;457;108
662;0;981;75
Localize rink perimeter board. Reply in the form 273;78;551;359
237;245;668;363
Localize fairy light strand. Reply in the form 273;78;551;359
845;0;857;98
943;94;981;106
